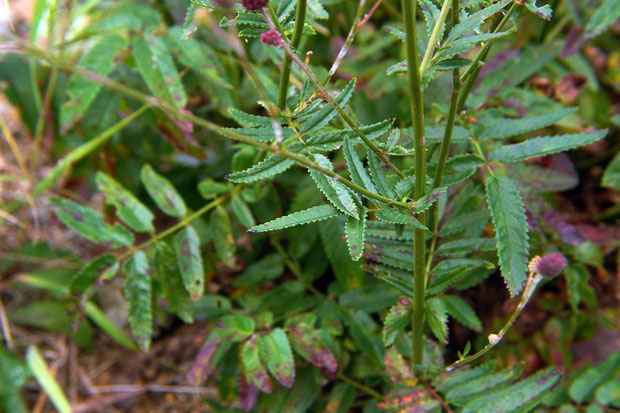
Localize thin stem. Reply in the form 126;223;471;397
427;0;461;235
277;0;307;110
337;372;384;399
457;1;519;111
419;0;452;78
402;0;426;370
31;67;58;169
446;271;544;371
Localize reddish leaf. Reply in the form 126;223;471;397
186;335;222;385
384;346;415;386
238;375;259;412
288;323;337;373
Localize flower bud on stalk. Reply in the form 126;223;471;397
528;253;568;278
260;29;283;48
241;0;268;11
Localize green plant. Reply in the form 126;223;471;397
1;0;618;411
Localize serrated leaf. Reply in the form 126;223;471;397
259;328;295;388
447;0;511;42
228;154;295;183
419;0;440;39
140;164;187;217
123;251;152;351
569;352;620;403
310;154;359;218
586;0;620;38
440;31;513;59
230;195;256;228
69;254;117;295
486;176;529;296
413;186;447;213
443;295;482;332
524;0;553;21
51;197;134;247
288;322;337;373
445;365;523;400
61;35;128;129
343;138;377;194
479;108;576;140
173;225;204;299
383;297;411;346
426;297;448;344
489;130;608;163
433;361;496;391
439;209;490;237
249;205;340;232
241;336;272;394
375;207;428;229
300;79;356;134
132;29;187;107
436;237;496;256
228;107;272;127
364;264;414;298
96;172;154;233
367;151;396;199
156;242;193;323
186;333;223;385
345;207;367;261
210;206;236;269
427;154;483;187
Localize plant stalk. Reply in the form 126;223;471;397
402;0;426;370
419;0;452;78
277;0;307;110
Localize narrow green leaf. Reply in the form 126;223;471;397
479;108;577;140
132;29;187;108
441;31;513;59
569;352;620;403
383;297;411;346
228;107;272;127
228;154;295;183
564;264;597;310
433;361;496;391
436;237;496;255
447;0;511;42
489;130;608;163
230;195;256;228
288;322;337;373
485;176;529;296
412;186;447;213
375;206;427;229
156;243;194;323
446;365;523;400
343;138;377;194
25;347;71;413
140;164;187;217
320;218;365;288
174;225;204;299
123;251;152;351
259;328;295;388
427;154;483;187
310;154;359;218
300;79;356;134
443;294;482;332
197;179;231;199
96;172;154;233
69;254;117;295
585;0;620;38
61;35;128;129
601;152;620;190
249;205;340;232
233;254;284;287
367;151;396;199
426;297;449;344
83;301;138;351
242;336;273;393
344;207;367;261
210;206;236;269
51;197;134;247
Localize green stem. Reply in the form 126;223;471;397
419;0;452;78
402;0;426;370
337;372;384;399
457;0;519;111
31;67;58;169
277;0;307;110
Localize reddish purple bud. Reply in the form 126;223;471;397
534;253;568;277
241;0;268;11
260;29;283;48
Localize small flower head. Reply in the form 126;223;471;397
260;29;283;48
241;0;268;11
529;253;568;278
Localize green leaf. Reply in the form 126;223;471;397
383;297;411;346
343;138;377;194
324;384;356;413
426;297;448;344
174;225;204;299
564;264;597;310
0;346;29;413
433;361;496;391
155;243;193;323
446;365;523;400
479;108;576;140
585;0;620;38
320;218;365;288
384;346;414;385
595;380;620;407
69;254;117;295
228;154;295;183
132;29;187;108
413;186;447;213
436;237;496;256
216;315;255;342
447;0;510;42
464;367;561;413
489;130;608;162
300;79;356;134
60;35;128;129
197;179;231;199
230;195;256;228
259;328;295;388
524;0;553;20
140;164;187;217
569;351;620;403
95;172;154;233
123;251;152;351
440;31;513;59
50;197;134;247
601;152;620;190
26;346;72;413
375;206;427;229
427;154;483;187
249;205;340;232
288;322;337;373
443;295;482;332
485;176;529;296
234;254;284;287
210;206;236;269
241;336;272;393
310;154;359;218
83;302;138;351
344;207;367;261
367;151;396;199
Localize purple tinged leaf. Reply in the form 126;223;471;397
238;375;259;412
241;335;272;394
384;346;415;385
186;335;222;385
288;323;337;373
258;328;295;388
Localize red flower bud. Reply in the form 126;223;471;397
241;0;268;11
532;253;567;277
260;29;283;48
